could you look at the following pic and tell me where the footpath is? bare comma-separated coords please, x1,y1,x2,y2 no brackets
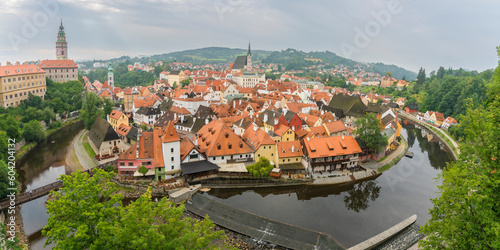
399,111,460,159
73,130,97,170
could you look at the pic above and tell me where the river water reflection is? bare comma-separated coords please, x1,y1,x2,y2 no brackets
205,124,452,248
17,121,83,250
22,121,451,249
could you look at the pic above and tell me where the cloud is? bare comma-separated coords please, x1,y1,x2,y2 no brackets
0,0,499,72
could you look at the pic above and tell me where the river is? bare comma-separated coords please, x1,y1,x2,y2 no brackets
204,123,452,248
20,121,451,249
16,121,84,250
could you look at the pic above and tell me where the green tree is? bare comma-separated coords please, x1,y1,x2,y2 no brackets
354,113,388,154
22,120,46,143
436,66,445,80
43,169,227,249
246,157,273,178
138,166,148,176
416,67,426,87
42,107,56,125
103,97,114,118
180,78,191,87
43,170,123,249
0,132,8,160
385,71,392,77
420,47,500,249
81,91,102,130
0,223,22,250
0,160,16,200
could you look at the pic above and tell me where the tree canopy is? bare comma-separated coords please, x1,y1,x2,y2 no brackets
43,169,227,249
81,91,102,130
246,157,274,178
354,113,388,154
420,47,500,249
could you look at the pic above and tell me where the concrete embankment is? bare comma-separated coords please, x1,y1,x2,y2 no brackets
347,215,418,250
312,170,380,185
185,193,344,250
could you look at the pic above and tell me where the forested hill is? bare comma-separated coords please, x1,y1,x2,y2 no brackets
146,47,416,80
149,47,272,65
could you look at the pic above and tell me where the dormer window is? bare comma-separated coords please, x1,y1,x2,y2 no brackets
239,143,243,148
225,133,229,138
228,143,232,149
217,144,221,150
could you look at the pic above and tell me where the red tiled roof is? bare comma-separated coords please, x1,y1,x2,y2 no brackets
39,59,78,68
277,141,302,158
241,124,275,150
0,64,45,77
196,119,254,157
303,135,362,159
324,121,347,134
161,121,181,143
110,110,125,120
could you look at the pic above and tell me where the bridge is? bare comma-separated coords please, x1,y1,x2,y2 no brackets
0,181,62,210
0,168,99,210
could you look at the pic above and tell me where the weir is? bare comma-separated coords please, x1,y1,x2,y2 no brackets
185,193,344,250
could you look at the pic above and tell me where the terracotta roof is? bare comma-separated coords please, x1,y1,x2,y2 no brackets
170,106,191,115
274,124,291,137
115,123,131,137
434,112,445,121
277,141,302,158
303,135,362,159
180,137,198,161
196,119,254,157
241,124,275,150
153,129,165,168
324,121,347,134
444,116,457,124
161,121,181,143
117,131,154,160
39,59,78,68
0,64,45,77
308,126,328,137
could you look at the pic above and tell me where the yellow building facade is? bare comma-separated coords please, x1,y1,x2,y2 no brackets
0,64,46,108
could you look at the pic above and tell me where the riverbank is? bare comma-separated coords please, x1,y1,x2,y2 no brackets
15,118,82,162
399,111,459,160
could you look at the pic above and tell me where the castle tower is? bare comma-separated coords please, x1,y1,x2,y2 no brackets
245,41,252,71
56,19,68,60
108,65,114,90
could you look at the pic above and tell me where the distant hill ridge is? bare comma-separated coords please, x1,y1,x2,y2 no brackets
118,47,417,80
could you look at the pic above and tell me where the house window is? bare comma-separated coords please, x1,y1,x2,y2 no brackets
228,144,232,149
171,157,174,162
217,144,221,150
221,156,224,160
171,148,174,153
239,143,243,148
213,157,216,160
288,159,290,162
120,162,125,166
283,159,285,162
271,153,273,156
258,154,260,158
128,162,133,166
190,154,198,159
171,166,174,170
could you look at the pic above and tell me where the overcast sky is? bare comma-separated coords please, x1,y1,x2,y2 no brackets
1,0,499,73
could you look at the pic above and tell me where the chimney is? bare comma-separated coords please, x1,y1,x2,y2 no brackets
205,118,209,124
181,115,184,123
371,88,375,103
174,113,177,120
264,113,268,122
342,135,344,140
292,145,295,152
253,125,258,132
239,99,241,105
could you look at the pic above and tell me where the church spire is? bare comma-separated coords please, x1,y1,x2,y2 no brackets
56,18,68,60
247,40,251,56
